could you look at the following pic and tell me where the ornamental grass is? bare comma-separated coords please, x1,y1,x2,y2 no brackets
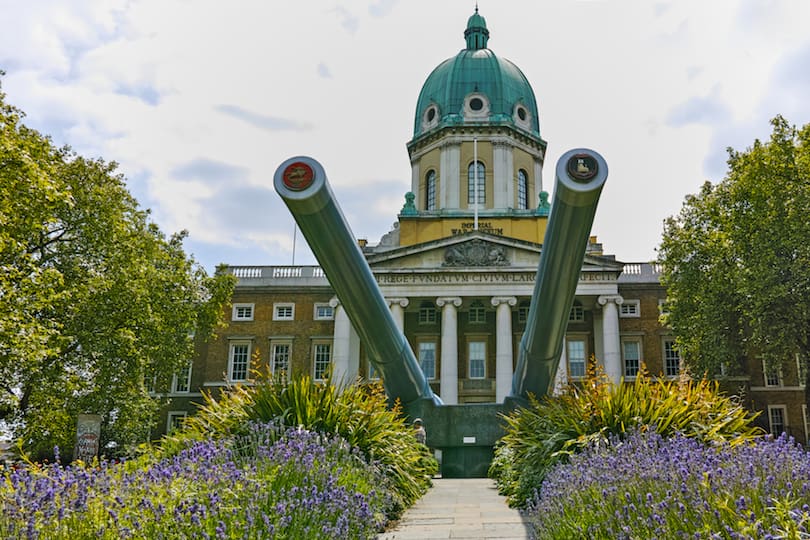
490,363,763,507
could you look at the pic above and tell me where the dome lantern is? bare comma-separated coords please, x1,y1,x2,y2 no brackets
464,7,489,50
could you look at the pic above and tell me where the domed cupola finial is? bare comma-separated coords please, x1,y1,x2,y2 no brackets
464,6,489,50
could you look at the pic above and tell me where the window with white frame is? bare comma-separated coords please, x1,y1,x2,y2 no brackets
171,362,192,393
232,303,254,321
569,302,584,322
418,301,438,324
797,353,806,388
768,405,787,436
270,341,291,380
313,341,332,381
426,170,437,211
273,303,295,321
228,341,251,381
658,299,671,317
467,161,486,205
419,341,437,380
567,338,586,378
619,300,640,318
622,339,641,378
517,169,528,210
468,341,486,379
313,303,334,321
517,301,530,324
166,411,187,434
468,300,486,324
663,339,680,377
763,358,782,387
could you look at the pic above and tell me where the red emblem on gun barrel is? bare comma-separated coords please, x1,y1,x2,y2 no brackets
283,162,314,191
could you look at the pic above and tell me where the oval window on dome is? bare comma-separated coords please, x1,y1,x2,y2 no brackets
517,106,527,121
426,107,436,122
469,97,484,111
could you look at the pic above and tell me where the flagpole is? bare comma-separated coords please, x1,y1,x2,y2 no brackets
474,137,479,231
292,222,297,265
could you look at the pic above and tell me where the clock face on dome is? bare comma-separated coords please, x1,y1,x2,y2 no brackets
282,162,315,191
566,153,598,182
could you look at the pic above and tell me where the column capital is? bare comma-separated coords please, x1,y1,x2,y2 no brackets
597,294,624,307
491,296,517,308
386,297,410,308
436,296,462,308
329,297,341,308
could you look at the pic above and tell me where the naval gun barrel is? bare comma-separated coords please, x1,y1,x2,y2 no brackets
511,148,608,400
274,156,440,407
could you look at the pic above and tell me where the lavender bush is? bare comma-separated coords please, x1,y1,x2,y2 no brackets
0,422,392,539
528,429,810,539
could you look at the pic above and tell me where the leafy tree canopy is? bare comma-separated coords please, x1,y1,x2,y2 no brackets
659,116,810,388
0,77,235,458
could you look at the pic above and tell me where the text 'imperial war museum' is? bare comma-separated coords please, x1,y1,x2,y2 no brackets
154,10,809,450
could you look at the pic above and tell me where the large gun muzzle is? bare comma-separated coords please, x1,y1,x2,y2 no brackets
511,148,608,400
273,156,440,407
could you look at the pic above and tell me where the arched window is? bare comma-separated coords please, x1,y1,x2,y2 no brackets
517,169,528,209
425,170,436,211
467,161,486,205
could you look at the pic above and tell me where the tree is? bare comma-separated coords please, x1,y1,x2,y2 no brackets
0,79,236,458
659,116,810,413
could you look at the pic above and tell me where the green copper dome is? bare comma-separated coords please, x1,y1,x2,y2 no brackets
412,9,540,140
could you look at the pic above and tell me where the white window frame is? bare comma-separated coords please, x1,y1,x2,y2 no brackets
273,303,295,321
797,353,806,388
270,340,292,381
232,303,255,321
763,358,783,387
621,338,642,378
166,411,187,434
658,298,671,317
566,337,587,379
467,340,487,379
228,340,252,382
569,303,584,322
418,341,437,380
662,338,680,377
171,362,192,393
418,302,438,325
768,405,787,436
517,301,530,324
313,303,334,321
312,340,332,382
468,300,487,324
619,300,640,318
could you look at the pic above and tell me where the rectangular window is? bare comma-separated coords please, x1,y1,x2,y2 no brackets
313,342,332,381
622,340,641,378
171,362,192,393
569,304,584,322
658,299,671,317
273,303,295,321
797,353,806,388
232,303,254,321
468,301,486,324
517,303,529,324
229,342,251,381
314,303,334,320
517,171,528,210
271,342,291,379
619,300,640,318
426,172,436,211
768,406,787,436
663,339,680,377
418,304,438,324
166,411,187,434
468,341,486,379
763,358,782,387
419,342,437,380
567,339,586,378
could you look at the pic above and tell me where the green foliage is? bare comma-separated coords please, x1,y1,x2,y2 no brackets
491,365,763,507
0,78,236,458
659,115,810,384
161,373,436,517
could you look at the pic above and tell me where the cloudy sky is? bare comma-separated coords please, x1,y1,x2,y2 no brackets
2,1,809,273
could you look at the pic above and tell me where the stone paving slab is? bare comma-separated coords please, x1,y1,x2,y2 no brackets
377,478,532,540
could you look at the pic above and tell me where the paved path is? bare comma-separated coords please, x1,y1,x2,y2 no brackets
377,478,533,540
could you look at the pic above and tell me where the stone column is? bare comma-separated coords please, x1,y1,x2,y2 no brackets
440,142,460,209
491,296,517,403
329,298,360,385
386,297,409,333
436,296,462,404
598,295,624,384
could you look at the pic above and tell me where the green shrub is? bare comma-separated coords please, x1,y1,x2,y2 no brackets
160,372,436,517
491,364,763,507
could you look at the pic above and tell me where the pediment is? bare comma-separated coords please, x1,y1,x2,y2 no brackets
366,231,622,274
